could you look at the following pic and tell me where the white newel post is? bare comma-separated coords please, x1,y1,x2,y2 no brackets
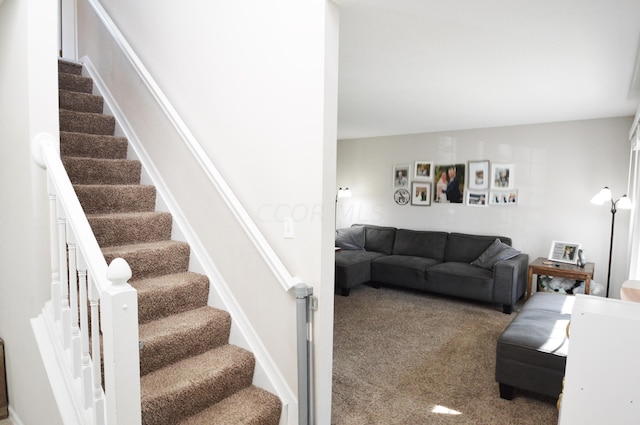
47,178,61,322
102,258,142,425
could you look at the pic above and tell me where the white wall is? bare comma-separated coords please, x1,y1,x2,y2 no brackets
0,0,64,424
337,117,634,298
76,1,338,422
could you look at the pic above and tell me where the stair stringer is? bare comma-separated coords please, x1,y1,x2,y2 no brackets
80,56,298,425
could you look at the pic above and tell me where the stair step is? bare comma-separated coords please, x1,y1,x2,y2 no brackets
60,109,115,135
102,240,191,280
131,272,210,324
60,131,128,159
58,72,93,93
140,345,255,425
59,89,104,114
139,306,231,376
177,386,281,425
87,211,172,247
74,184,156,214
62,156,141,185
58,59,83,76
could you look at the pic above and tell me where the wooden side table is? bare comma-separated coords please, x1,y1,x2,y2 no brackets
526,257,595,300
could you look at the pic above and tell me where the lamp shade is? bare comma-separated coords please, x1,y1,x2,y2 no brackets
618,195,633,210
337,188,352,198
590,187,612,205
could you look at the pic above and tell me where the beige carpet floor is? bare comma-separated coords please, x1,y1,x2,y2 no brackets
332,285,558,424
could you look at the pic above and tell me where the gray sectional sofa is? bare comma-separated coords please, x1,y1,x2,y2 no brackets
335,224,528,313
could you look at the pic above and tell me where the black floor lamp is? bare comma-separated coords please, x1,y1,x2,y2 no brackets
590,186,632,297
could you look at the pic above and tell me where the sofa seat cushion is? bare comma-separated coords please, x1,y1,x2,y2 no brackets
371,255,440,290
425,262,494,301
335,250,387,289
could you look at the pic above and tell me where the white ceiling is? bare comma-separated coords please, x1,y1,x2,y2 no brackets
335,0,640,140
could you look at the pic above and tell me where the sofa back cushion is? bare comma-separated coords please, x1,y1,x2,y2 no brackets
444,233,512,263
392,229,448,261
353,224,397,254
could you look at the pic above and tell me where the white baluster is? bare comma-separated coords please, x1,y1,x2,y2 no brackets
89,275,106,425
57,201,71,348
67,227,81,379
47,177,61,322
77,252,93,409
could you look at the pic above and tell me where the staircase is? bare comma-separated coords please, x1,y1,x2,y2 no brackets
57,58,282,425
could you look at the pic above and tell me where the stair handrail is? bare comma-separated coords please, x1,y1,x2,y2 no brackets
34,133,142,425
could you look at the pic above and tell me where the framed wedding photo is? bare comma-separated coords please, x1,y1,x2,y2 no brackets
414,161,434,180
393,164,410,188
548,240,582,264
468,160,489,190
411,182,432,206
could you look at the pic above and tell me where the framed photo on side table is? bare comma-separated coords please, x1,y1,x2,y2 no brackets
548,240,582,265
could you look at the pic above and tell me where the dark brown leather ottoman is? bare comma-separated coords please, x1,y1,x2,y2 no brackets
495,292,574,400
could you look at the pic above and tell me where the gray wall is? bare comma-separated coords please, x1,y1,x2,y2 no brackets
337,117,633,298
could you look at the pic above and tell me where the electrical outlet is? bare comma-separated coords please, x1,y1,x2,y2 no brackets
284,217,294,239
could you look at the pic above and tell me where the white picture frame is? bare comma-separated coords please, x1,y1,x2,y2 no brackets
548,240,582,265
491,163,514,189
466,191,488,207
413,161,434,180
393,164,410,188
411,182,432,206
489,190,518,205
468,160,490,190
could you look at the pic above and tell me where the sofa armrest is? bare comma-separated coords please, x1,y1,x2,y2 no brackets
492,253,529,307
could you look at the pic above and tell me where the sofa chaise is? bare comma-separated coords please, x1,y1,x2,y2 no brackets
335,224,528,313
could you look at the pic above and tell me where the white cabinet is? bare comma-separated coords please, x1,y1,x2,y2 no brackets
559,295,640,424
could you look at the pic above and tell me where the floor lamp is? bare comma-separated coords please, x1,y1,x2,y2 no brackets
335,187,352,229
590,186,632,297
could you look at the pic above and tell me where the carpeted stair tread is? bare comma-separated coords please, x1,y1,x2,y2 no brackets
58,59,83,76
87,211,172,247
139,306,231,376
60,131,128,159
59,89,104,113
103,240,191,280
60,109,115,135
58,72,93,93
177,385,282,425
74,184,156,214
62,156,141,185
140,344,255,425
131,272,210,324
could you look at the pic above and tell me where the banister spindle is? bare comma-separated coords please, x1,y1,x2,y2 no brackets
57,201,71,349
77,251,93,409
66,227,81,379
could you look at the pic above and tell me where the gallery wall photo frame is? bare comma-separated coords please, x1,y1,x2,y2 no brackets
491,163,514,190
466,191,488,207
468,160,490,190
490,190,518,205
413,161,434,180
411,182,432,206
548,240,582,265
433,163,466,204
393,164,410,188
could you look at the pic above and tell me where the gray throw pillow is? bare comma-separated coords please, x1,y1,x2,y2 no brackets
336,226,365,251
471,238,520,270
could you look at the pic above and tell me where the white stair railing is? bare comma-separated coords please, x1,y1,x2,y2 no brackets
34,134,141,425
